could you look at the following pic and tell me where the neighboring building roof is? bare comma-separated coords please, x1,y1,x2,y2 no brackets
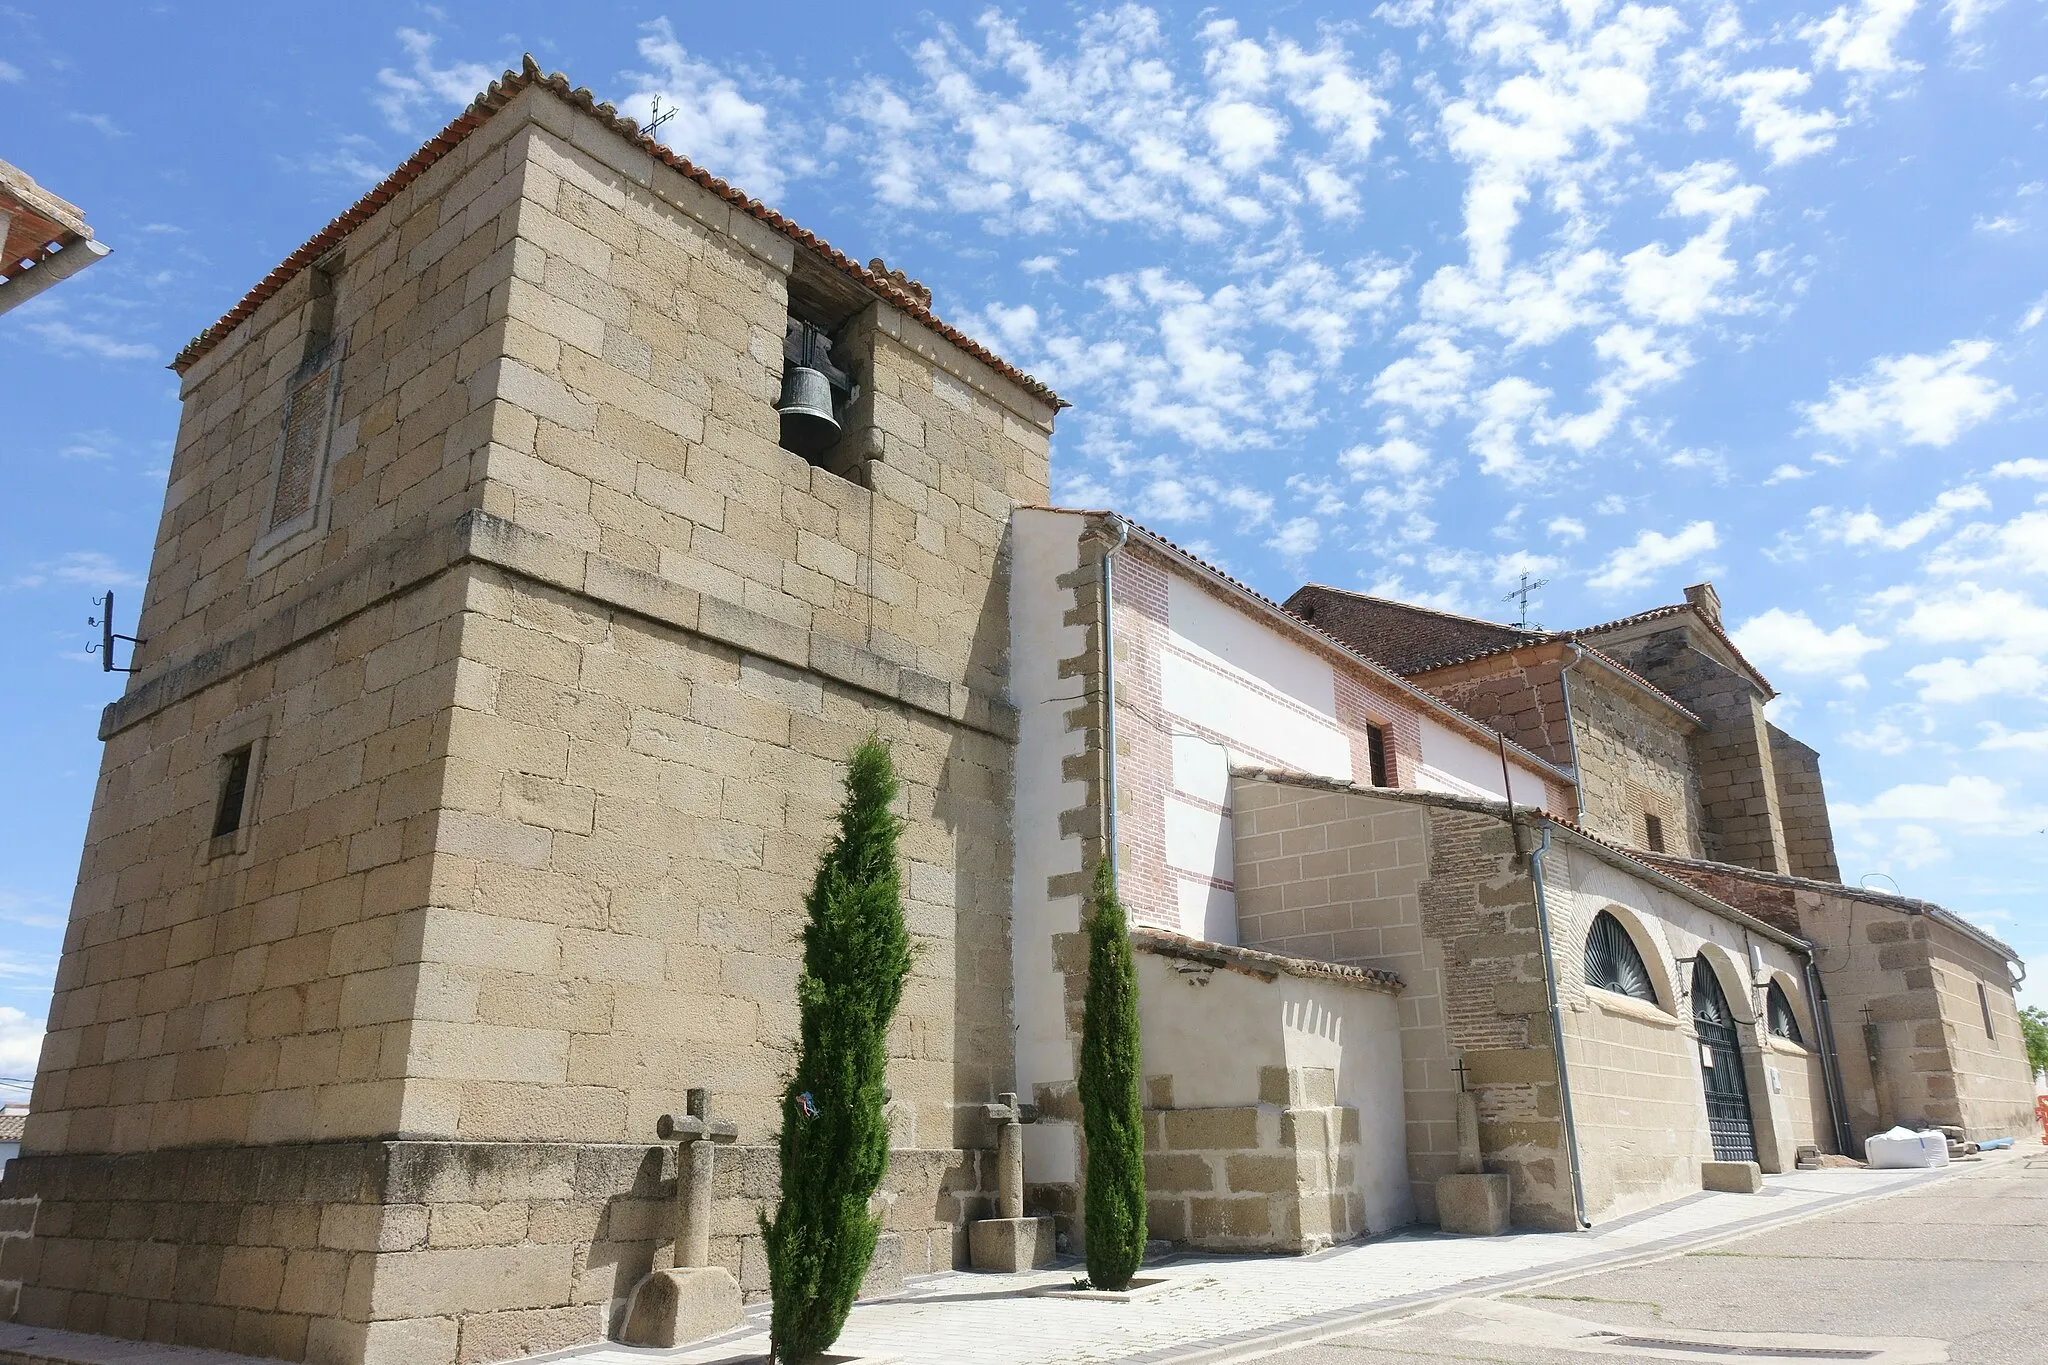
0,157,110,314
1283,586,1702,730
1024,509,1578,789
1132,927,1404,994
1286,585,1543,673
1231,766,1811,951
1567,600,1776,698
1633,848,2022,968
1405,639,1704,730
0,1110,25,1142
169,58,1062,410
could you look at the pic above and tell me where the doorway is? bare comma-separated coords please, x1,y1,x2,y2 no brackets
1692,957,1758,1164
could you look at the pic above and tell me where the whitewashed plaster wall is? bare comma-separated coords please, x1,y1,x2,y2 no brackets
1130,567,1551,948
1135,954,1416,1232
1007,508,1091,1188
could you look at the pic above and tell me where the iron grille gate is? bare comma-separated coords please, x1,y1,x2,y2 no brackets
1692,959,1757,1164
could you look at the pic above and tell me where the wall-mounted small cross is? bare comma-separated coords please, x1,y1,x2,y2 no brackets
1451,1055,1471,1094
657,1088,739,1269
982,1091,1040,1221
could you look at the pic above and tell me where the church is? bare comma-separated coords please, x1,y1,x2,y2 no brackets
0,61,2032,1365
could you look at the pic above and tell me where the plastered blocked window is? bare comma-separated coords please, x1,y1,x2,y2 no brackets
252,261,342,568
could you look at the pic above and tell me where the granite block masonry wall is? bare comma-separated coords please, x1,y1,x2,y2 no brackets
1231,775,1574,1231
1567,665,1705,860
1140,1091,1365,1254
13,78,1055,1365
1768,726,1840,883
1591,626,1789,874
0,1140,992,1365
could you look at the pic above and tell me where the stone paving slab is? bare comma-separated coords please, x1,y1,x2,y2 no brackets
0,1322,288,1365
532,1164,1958,1365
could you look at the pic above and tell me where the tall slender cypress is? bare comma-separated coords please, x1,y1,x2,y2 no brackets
1078,856,1147,1290
762,737,912,1362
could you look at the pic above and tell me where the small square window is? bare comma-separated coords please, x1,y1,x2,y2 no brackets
1644,813,1666,853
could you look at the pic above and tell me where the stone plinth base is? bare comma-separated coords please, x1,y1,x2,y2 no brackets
1435,1173,1511,1235
968,1216,1055,1271
619,1267,743,1348
1702,1160,1764,1193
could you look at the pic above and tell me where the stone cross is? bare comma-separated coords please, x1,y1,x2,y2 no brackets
981,1092,1040,1220
657,1088,738,1269
1452,1058,1482,1176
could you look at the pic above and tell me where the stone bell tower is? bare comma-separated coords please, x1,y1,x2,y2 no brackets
0,60,1058,1365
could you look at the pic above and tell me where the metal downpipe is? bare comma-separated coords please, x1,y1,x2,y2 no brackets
1527,820,1590,1228
1806,952,1854,1155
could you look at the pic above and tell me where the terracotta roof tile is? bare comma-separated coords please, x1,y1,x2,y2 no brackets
171,57,1063,411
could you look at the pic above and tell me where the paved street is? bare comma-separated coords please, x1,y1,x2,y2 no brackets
538,1156,2023,1365
0,1154,2034,1365
1232,1148,2048,1365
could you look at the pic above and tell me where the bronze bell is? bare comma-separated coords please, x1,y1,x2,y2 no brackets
777,365,840,458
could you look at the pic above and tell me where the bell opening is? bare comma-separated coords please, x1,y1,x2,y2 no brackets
777,318,855,465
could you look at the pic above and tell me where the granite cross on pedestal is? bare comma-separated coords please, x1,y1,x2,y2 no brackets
981,1091,1040,1221
657,1087,739,1268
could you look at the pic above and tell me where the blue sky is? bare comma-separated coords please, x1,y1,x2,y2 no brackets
3,1,2045,1078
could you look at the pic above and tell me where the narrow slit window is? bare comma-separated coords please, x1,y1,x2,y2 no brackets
1366,724,1392,788
212,747,253,839
1644,813,1666,853
1978,981,1995,1039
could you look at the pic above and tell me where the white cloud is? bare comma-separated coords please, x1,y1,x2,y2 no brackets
845,10,1391,239
11,550,145,591
1547,516,1587,543
1586,520,1718,591
1927,510,2048,577
1980,722,2048,752
1892,582,2048,652
1836,774,2045,833
1809,484,1991,550
1731,608,1887,676
21,320,154,361
1905,653,2048,703
1469,376,1551,480
1370,339,1474,420
1706,66,1842,166
1944,0,2003,34
2021,293,2047,332
1340,437,1433,479
1845,721,1915,754
1267,516,1321,561
1802,340,2014,447
0,60,22,84
1803,0,1924,77
1990,458,2048,480
373,28,495,135
0,1006,42,1077
627,18,801,201
1764,464,1809,485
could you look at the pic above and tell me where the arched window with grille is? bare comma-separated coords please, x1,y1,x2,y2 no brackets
1765,980,1805,1046
1584,911,1658,1004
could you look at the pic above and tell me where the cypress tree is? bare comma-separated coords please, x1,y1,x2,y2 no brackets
762,737,912,1362
1078,856,1147,1290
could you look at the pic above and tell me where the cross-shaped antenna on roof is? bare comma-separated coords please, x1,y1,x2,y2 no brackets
1502,572,1548,630
646,97,677,137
